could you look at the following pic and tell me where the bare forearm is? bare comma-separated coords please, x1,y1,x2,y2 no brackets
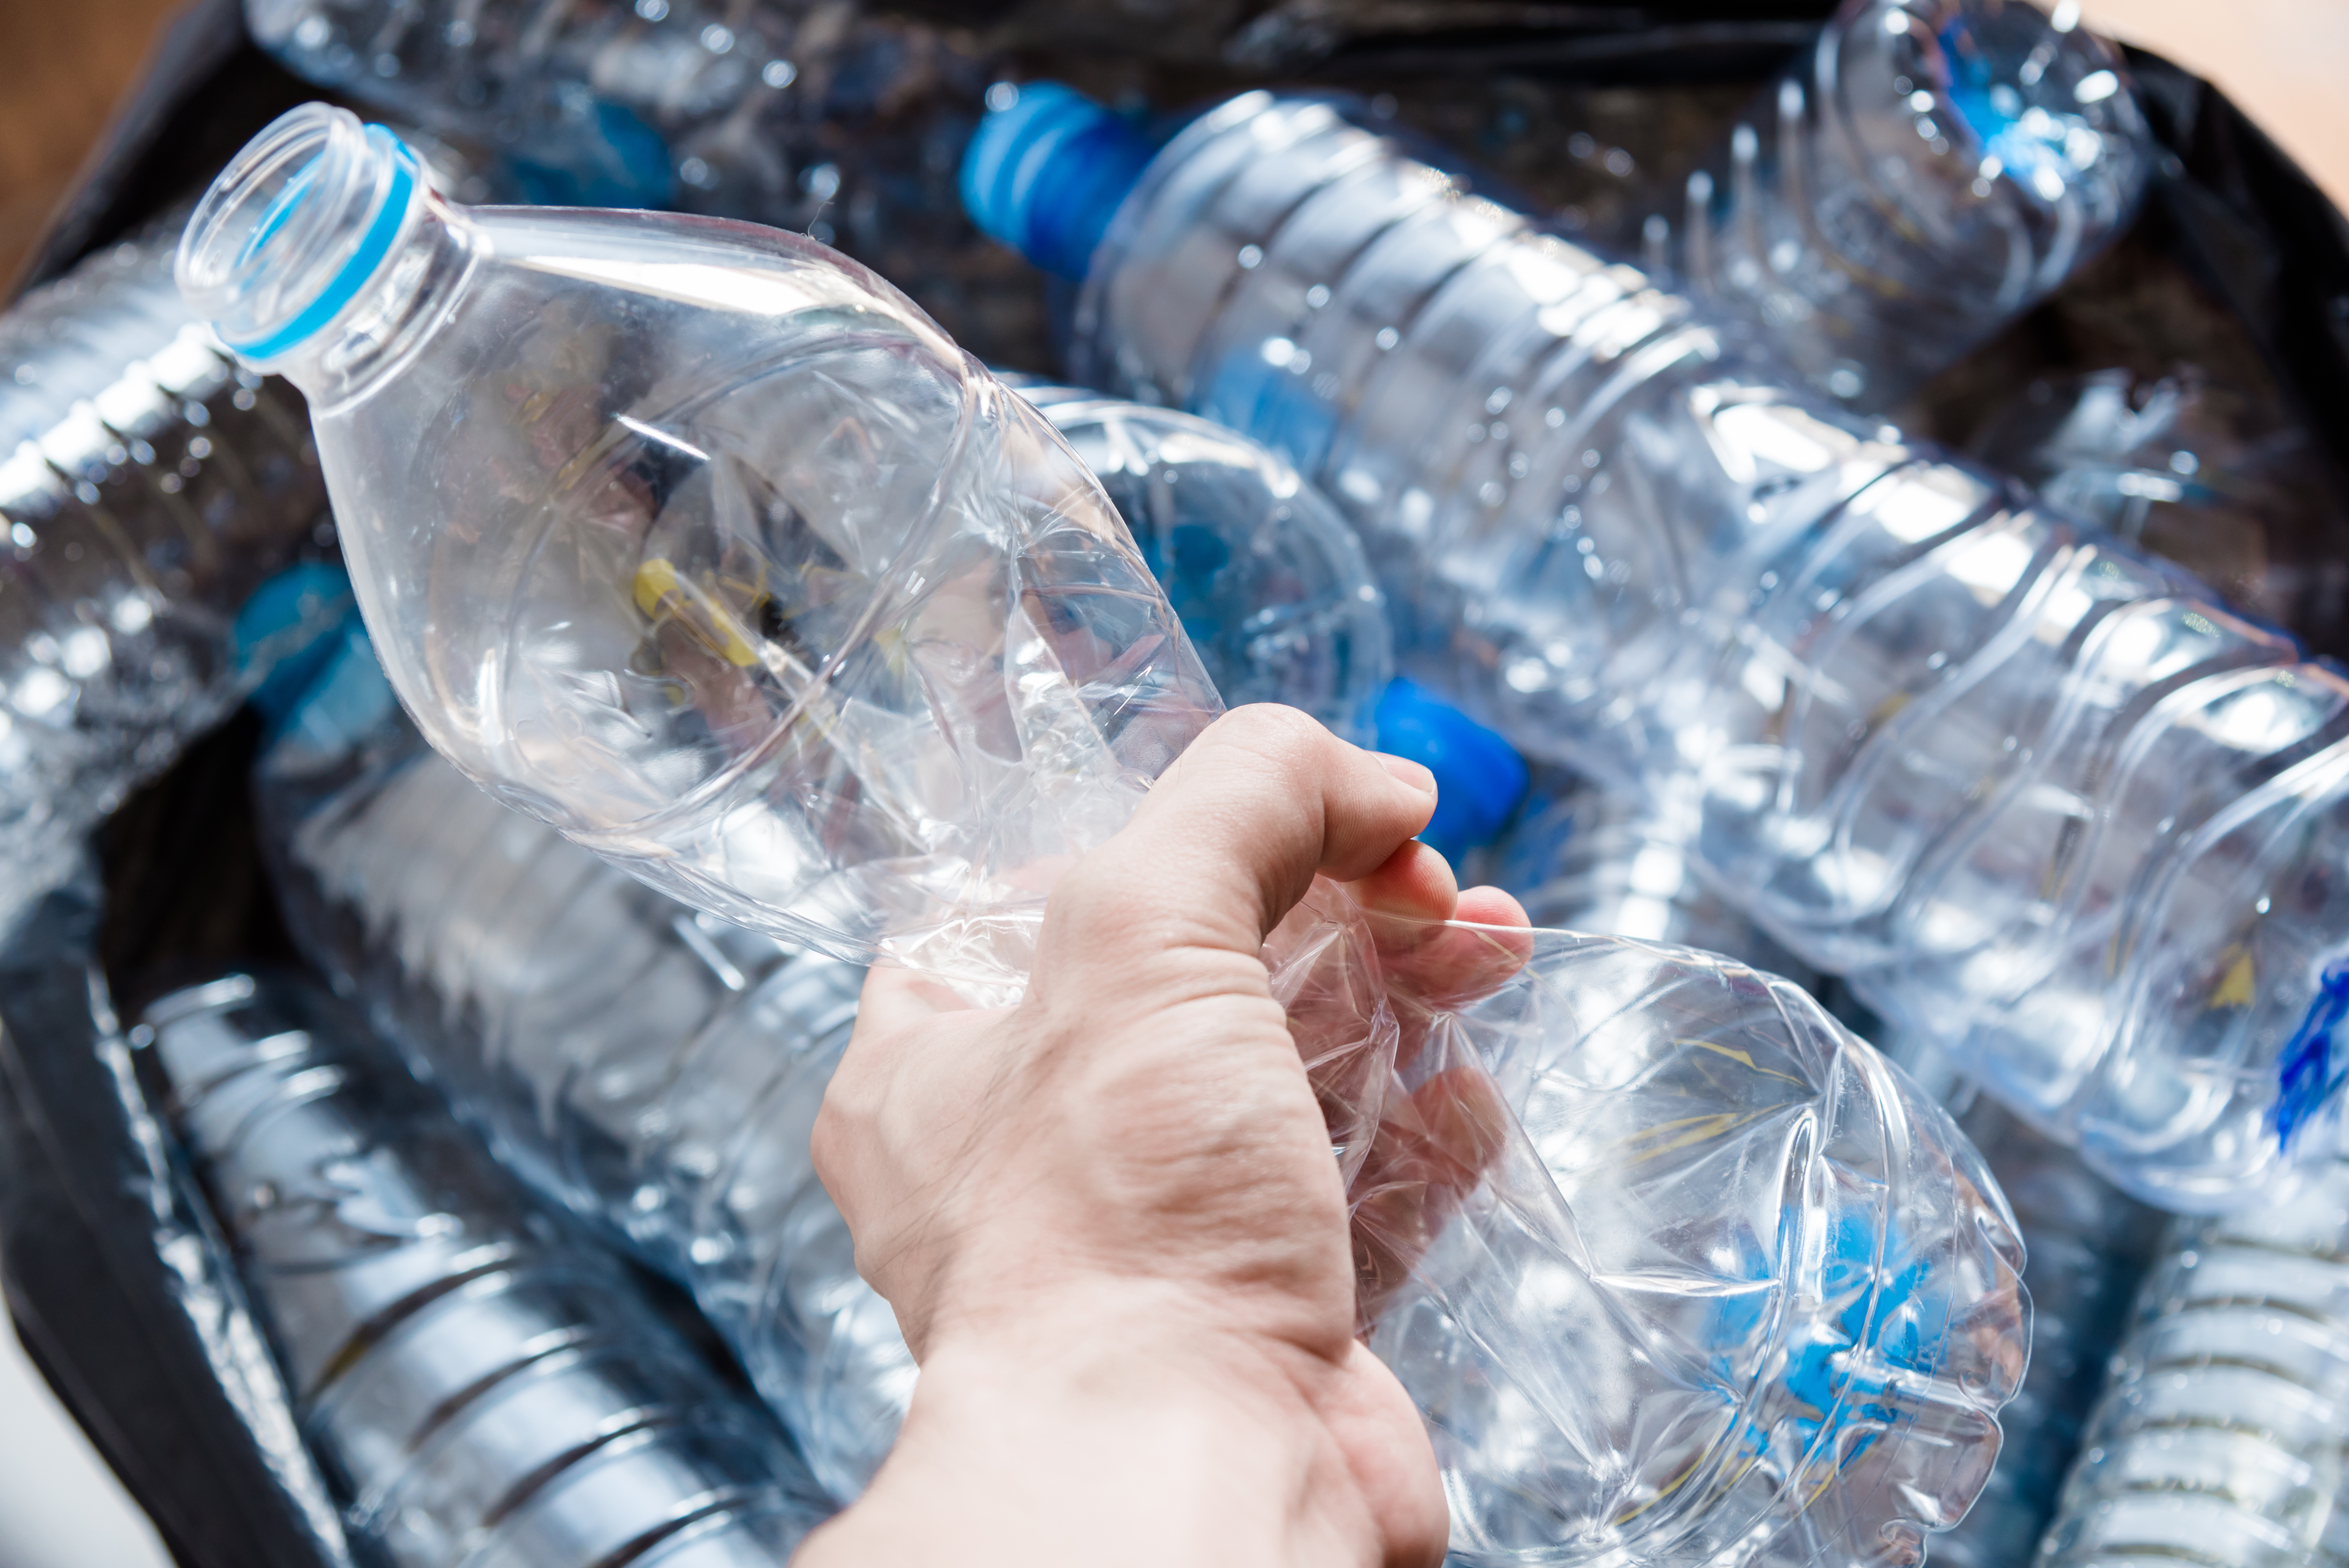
791,1299,1404,1568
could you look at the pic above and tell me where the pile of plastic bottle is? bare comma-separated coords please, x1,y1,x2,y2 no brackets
8,1,2349,1564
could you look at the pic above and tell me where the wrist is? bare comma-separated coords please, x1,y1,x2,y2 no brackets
798,1282,1392,1568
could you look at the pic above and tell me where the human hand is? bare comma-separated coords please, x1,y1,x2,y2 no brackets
798,704,1528,1568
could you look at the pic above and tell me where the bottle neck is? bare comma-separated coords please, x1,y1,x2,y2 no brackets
276,196,479,411
178,104,480,410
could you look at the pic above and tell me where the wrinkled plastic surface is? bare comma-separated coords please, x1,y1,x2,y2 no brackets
260,630,2027,1566
2037,1157,2349,1566
0,226,333,930
185,106,2027,1562
182,106,1214,998
1011,378,1392,743
136,969,834,1567
1656,0,2148,408
1059,88,2349,1210
1886,1079,2164,1568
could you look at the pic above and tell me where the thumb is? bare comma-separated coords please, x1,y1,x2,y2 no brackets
1036,705,1444,983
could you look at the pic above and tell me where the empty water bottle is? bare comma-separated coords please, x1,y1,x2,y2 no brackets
2035,1155,2349,1566
1,224,335,927
181,104,2029,1564
1489,769,1816,981
242,0,1028,348
1005,378,1392,742
256,628,908,1500
137,970,835,1567
1650,0,2149,408
975,82,2349,1209
1972,365,2349,645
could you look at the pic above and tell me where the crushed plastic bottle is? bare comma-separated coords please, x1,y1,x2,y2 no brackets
0,223,336,929
1649,0,2149,408
977,82,2349,1210
260,650,2032,1564
135,970,836,1566
1971,364,2349,643
1006,377,1391,743
1897,1079,2166,1568
184,104,2027,1566
2035,1153,2349,1566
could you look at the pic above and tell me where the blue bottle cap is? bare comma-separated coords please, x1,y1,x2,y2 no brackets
276,621,401,757
232,561,359,724
959,82,1156,280
1372,677,1530,865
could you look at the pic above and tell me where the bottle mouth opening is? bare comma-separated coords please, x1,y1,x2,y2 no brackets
177,103,424,365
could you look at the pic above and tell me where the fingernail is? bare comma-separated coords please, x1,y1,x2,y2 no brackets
1374,752,1438,795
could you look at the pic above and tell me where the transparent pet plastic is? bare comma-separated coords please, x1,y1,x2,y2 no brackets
1490,769,1816,985
1010,379,1392,743
1655,0,2149,408
242,0,1023,347
263,657,2031,1564
1031,86,2349,1210
2037,1155,2349,1567
1875,1071,2165,1568
1971,365,2349,645
180,104,1215,994
137,971,834,1567
1,225,332,922
188,105,2025,1564
256,645,907,1500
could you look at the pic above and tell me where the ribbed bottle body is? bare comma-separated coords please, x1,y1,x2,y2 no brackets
256,672,911,1502
138,972,833,1567
2037,1159,2349,1566
1,229,328,911
1071,92,2349,1207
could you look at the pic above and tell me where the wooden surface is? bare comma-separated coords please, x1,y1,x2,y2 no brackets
0,0,189,289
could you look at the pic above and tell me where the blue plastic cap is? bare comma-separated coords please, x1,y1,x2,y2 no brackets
960,82,1157,280
1372,677,1531,865
233,561,359,724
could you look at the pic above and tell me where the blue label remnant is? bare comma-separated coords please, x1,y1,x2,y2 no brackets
2274,959,2349,1151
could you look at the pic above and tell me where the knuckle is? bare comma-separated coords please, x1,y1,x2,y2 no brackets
1214,701,1334,763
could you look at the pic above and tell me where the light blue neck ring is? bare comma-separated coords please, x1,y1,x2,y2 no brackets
223,126,421,363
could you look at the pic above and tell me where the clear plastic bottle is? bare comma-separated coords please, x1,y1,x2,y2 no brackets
180,103,1214,989
185,106,2027,1564
241,0,1025,347
1,224,336,927
136,970,835,1567
1971,364,2349,645
976,83,2349,1210
260,655,2033,1564
2034,1155,2349,1567
257,623,913,1501
1006,378,1392,743
1650,0,2149,408
1905,1088,2166,1568
1488,768,1817,982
